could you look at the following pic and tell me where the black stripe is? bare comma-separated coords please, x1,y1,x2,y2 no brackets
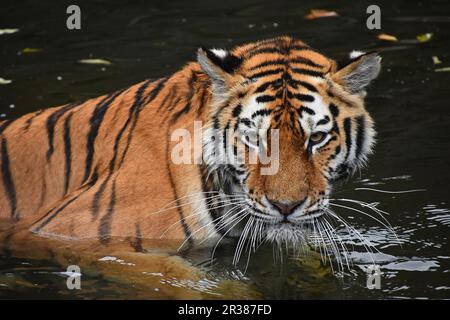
246,47,282,58
232,104,242,117
99,180,116,244
1,138,18,220
354,116,366,159
118,78,159,168
170,72,197,124
46,103,78,161
0,120,12,135
256,95,276,103
335,145,341,155
63,113,73,195
213,117,220,130
140,78,168,108
166,136,193,245
239,118,252,127
329,103,339,117
159,84,177,111
283,73,307,90
237,91,247,99
317,116,330,126
343,117,352,160
111,80,152,167
165,85,181,112
246,43,309,58
83,90,125,183
255,81,272,93
291,68,324,78
297,80,318,92
331,120,340,134
34,194,78,232
32,169,99,232
143,76,169,106
249,68,284,79
249,59,286,70
91,178,109,219
291,57,323,68
196,85,209,116
23,110,44,131
273,111,282,123
299,106,315,116
223,121,230,150
91,80,153,218
131,223,143,252
290,45,310,51
251,109,272,118
329,145,341,160
291,93,315,102
171,103,191,124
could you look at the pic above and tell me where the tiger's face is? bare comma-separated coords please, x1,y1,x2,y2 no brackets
199,37,380,246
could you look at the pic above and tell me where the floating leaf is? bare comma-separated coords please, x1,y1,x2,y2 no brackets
22,48,43,54
432,56,442,65
0,28,19,35
377,33,398,42
0,78,12,85
304,9,339,20
78,59,112,66
417,33,433,43
435,67,450,72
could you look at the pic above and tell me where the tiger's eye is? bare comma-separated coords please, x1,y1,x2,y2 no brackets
309,132,327,144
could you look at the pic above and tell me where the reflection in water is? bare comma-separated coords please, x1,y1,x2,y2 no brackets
1,0,450,299
425,204,450,226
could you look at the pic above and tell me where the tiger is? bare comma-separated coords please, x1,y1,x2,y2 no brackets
0,36,380,295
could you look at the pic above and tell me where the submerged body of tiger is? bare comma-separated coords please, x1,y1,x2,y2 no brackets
0,37,381,286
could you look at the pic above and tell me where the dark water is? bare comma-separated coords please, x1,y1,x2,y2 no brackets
1,0,450,299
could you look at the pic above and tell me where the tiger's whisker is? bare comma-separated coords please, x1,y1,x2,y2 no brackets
148,193,246,217
210,209,250,261
355,187,426,194
159,199,248,238
329,202,398,238
326,209,378,265
176,202,248,250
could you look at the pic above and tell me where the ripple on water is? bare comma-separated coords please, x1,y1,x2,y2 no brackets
382,260,439,272
337,225,409,248
423,204,450,226
349,251,398,264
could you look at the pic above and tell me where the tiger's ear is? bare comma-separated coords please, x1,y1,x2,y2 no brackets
197,48,242,87
332,51,381,95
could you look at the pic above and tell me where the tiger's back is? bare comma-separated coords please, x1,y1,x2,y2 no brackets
0,66,211,242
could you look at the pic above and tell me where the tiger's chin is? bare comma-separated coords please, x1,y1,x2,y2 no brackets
264,221,317,247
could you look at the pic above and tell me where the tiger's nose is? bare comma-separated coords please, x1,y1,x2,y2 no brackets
268,198,307,216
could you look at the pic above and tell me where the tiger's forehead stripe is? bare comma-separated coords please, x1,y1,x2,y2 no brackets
223,39,338,137
233,38,333,74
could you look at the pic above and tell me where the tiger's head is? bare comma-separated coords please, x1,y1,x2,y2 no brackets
198,37,380,248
